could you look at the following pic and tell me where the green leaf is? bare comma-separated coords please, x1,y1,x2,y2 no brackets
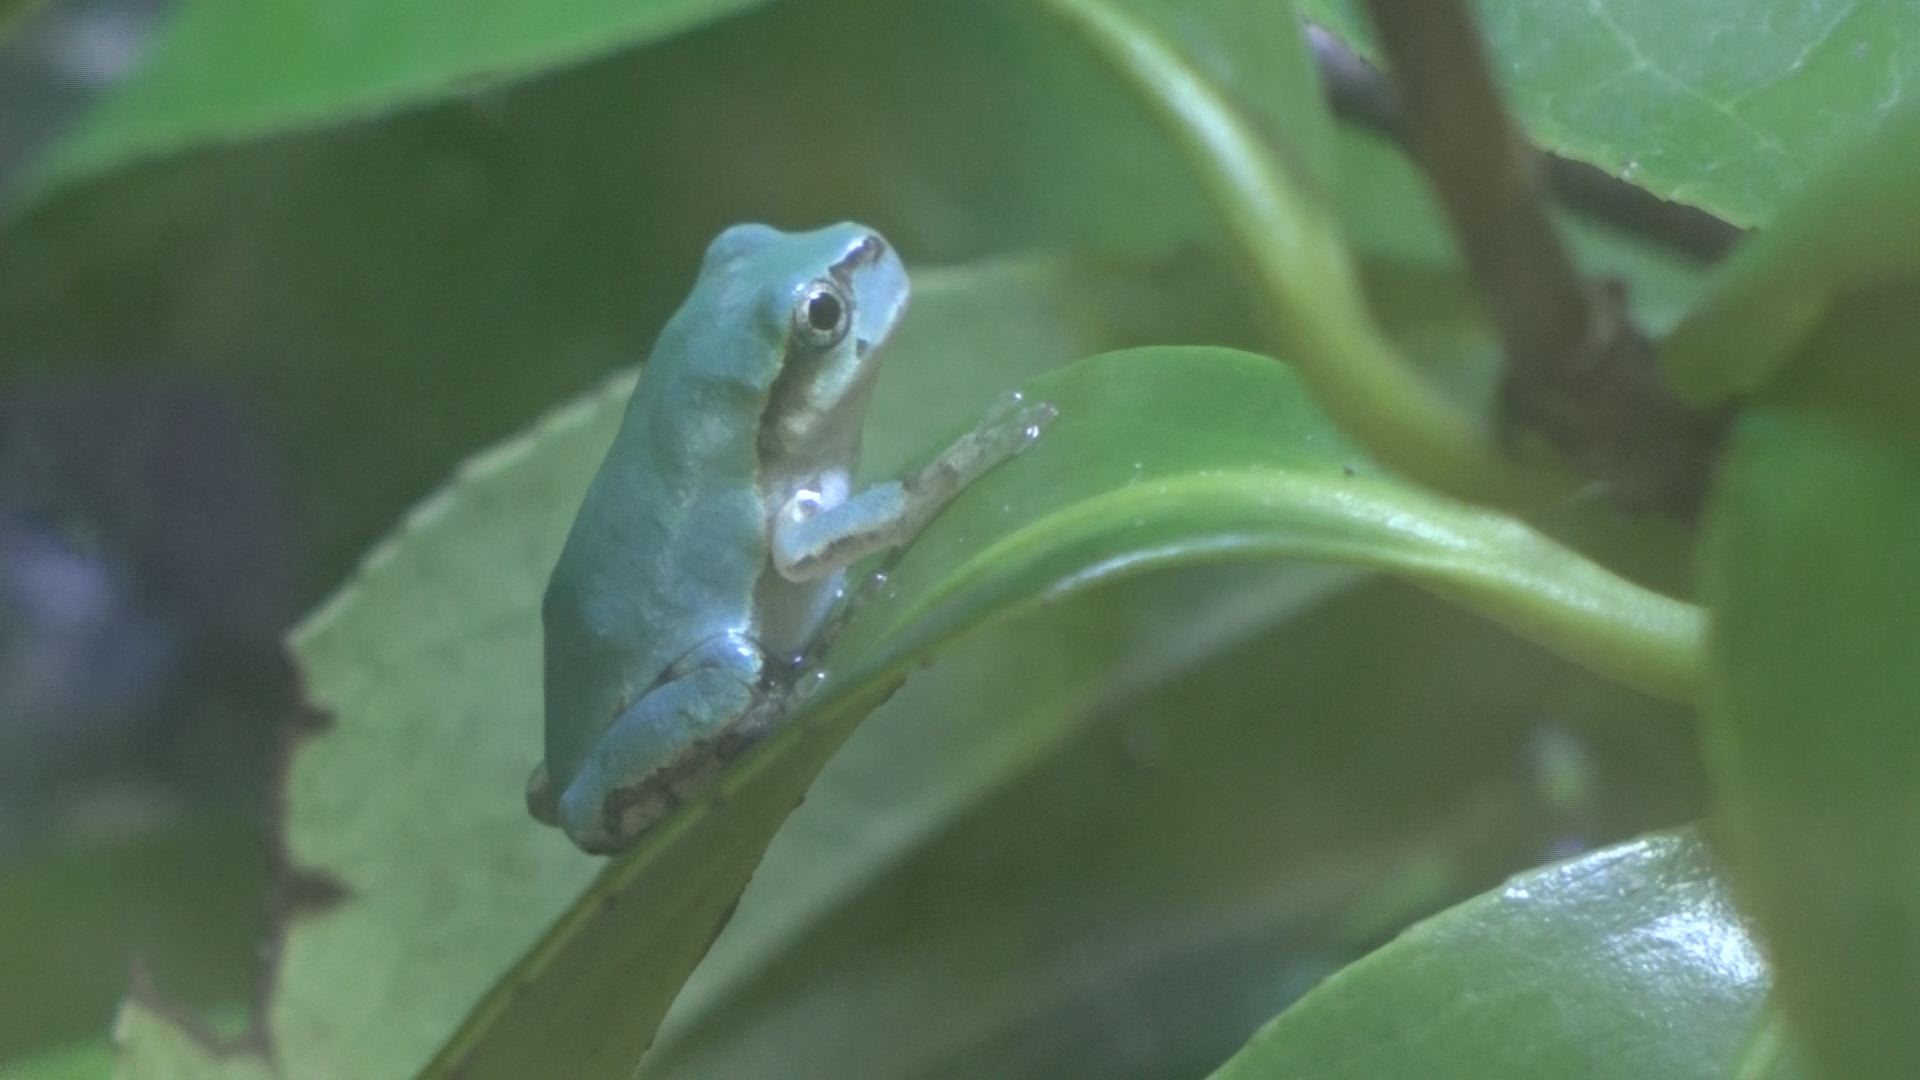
643,579,1702,1078
23,0,776,198
1108,0,1338,190
1667,111,1920,1078
0,819,266,1064
1302,0,1920,229
112,1000,268,1080
10,1037,116,1080
826,349,1697,704
1699,284,1920,1080
1209,829,1796,1080
1662,105,1920,404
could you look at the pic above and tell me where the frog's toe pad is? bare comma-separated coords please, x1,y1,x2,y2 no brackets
526,761,559,825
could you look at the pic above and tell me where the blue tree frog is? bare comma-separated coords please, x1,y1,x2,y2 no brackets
528,223,1052,853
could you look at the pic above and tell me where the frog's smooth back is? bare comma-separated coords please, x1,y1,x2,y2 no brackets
540,223,882,783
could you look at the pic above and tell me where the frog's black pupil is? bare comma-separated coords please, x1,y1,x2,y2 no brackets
807,292,843,333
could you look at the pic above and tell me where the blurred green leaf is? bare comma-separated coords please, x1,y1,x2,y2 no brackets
110,1000,266,1080
8,1037,114,1080
23,0,778,198
1663,106,1920,404
0,819,266,1065
1103,0,1337,190
1210,829,1797,1080
1700,284,1920,1079
1659,102,1920,1076
1303,0,1920,228
644,579,1701,1079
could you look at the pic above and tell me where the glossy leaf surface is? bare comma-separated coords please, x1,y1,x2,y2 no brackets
1210,830,1795,1080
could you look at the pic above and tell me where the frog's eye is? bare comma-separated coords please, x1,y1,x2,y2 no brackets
793,280,851,348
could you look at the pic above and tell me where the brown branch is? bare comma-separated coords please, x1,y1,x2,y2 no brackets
1360,0,1730,516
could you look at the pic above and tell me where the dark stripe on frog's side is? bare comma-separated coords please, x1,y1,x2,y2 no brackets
593,705,779,850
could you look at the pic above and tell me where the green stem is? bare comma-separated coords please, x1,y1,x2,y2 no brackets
1042,0,1565,507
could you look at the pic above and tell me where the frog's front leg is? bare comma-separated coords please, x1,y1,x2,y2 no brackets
555,632,765,853
773,398,1055,581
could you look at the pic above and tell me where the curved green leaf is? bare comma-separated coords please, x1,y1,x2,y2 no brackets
1210,829,1797,1080
831,349,1696,703
644,579,1702,1079
1304,0,1920,229
1700,285,1920,1080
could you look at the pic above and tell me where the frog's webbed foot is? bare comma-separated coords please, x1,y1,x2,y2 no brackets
552,633,768,853
906,391,1055,509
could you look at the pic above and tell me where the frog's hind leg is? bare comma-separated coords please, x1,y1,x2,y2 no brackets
556,633,765,853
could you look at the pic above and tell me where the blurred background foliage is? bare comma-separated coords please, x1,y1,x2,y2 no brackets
0,0,1898,1074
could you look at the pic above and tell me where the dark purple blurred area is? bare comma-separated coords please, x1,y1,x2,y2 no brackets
0,377,295,854
1,0,292,857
